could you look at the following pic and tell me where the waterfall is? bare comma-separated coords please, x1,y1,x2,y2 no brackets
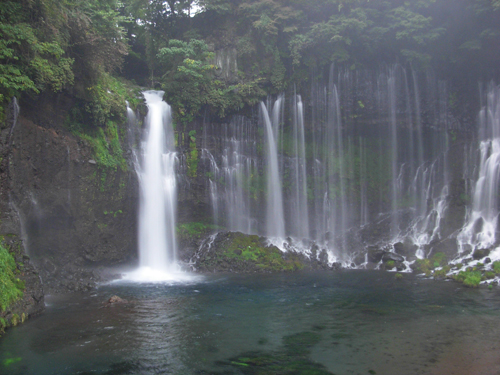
8,96,20,144
388,67,400,237
202,118,258,234
260,100,285,239
290,94,310,239
126,90,190,282
126,100,137,150
458,84,500,253
196,65,459,264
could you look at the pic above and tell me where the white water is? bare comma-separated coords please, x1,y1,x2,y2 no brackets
126,91,192,282
291,94,310,239
261,100,285,239
201,118,258,233
458,84,500,254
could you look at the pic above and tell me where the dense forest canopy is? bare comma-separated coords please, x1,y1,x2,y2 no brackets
1,0,499,124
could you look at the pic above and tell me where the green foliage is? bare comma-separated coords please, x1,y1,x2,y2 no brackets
157,39,216,122
0,0,127,106
413,258,432,276
0,243,24,312
0,1,74,104
177,222,218,241
431,252,447,267
493,261,500,274
395,273,403,280
81,74,140,127
454,270,482,287
413,252,448,277
77,121,127,171
484,271,495,279
433,265,451,279
385,260,395,269
157,39,267,122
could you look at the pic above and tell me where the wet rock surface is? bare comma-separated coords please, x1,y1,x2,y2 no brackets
192,231,339,273
7,116,138,293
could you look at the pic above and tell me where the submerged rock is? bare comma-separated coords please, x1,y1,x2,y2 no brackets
108,295,127,303
105,295,128,306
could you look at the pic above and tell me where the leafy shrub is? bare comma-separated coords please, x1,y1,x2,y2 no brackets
454,270,482,288
0,243,24,311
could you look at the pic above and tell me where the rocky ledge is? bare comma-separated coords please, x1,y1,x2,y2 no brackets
190,231,341,273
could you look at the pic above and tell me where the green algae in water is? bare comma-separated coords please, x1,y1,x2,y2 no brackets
215,331,333,374
3,357,21,367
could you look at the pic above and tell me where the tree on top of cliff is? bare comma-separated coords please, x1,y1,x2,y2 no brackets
0,0,128,123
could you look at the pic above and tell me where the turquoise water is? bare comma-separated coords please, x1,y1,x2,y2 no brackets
2,271,500,375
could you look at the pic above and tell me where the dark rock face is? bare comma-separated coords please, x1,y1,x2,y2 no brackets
6,116,138,293
0,104,45,329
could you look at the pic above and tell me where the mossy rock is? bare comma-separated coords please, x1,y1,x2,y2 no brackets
433,265,451,280
412,252,448,276
194,232,306,273
453,270,482,287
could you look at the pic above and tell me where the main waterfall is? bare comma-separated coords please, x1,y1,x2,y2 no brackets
127,91,190,282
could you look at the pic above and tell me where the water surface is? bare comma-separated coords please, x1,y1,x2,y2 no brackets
2,271,500,375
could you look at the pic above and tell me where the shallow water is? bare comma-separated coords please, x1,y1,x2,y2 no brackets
2,271,500,375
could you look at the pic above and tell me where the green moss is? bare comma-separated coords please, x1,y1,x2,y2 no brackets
220,331,332,374
78,121,127,172
413,253,448,276
187,141,198,178
0,243,24,312
395,273,403,280
10,313,19,326
177,222,218,242
433,266,451,279
220,233,303,272
385,260,395,269
485,271,496,279
431,252,447,267
3,357,22,367
413,258,432,276
83,74,141,127
103,210,123,218
283,332,321,356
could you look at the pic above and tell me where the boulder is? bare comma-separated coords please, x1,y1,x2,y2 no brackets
473,248,490,260
382,252,405,263
367,246,385,263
